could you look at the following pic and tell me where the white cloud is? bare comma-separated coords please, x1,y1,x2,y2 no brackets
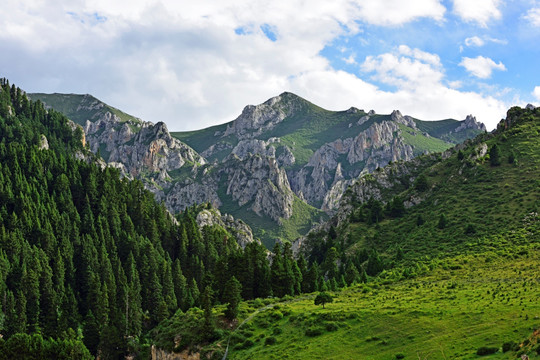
533,86,540,101
361,45,443,91
464,36,507,48
465,36,485,47
459,56,506,79
356,46,506,129
452,0,502,27
342,55,357,65
354,0,446,26
524,8,540,27
0,0,509,132
0,0,452,131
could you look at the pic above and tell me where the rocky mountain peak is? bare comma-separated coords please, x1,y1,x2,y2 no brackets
222,92,307,140
391,110,417,129
455,115,486,132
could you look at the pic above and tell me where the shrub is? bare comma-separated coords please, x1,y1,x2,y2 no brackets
252,298,264,308
230,332,246,345
502,341,516,352
264,336,277,345
464,223,476,235
395,353,405,359
272,327,283,335
269,310,283,320
305,327,324,337
476,346,498,356
325,321,339,332
235,339,254,350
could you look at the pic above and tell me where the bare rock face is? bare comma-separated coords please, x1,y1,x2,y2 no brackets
230,138,279,160
164,181,222,213
347,121,414,165
225,154,294,222
391,110,417,129
223,93,301,140
195,208,256,248
455,115,486,133
291,121,414,207
39,134,49,150
85,116,205,178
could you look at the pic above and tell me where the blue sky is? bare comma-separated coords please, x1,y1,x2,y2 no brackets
1,0,539,130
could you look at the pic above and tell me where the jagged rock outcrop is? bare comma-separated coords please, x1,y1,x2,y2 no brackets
455,115,486,133
221,93,301,139
391,110,417,129
230,138,279,160
291,121,414,206
163,180,222,213
195,208,256,248
39,134,49,150
84,116,205,179
224,154,294,222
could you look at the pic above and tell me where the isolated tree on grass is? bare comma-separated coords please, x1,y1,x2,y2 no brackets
314,292,333,309
223,276,242,321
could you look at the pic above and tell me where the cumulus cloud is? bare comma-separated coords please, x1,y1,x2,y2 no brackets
459,56,506,79
354,0,446,26
534,86,540,101
361,45,443,91
356,46,506,129
452,0,502,27
0,0,509,132
524,8,540,27
465,36,485,47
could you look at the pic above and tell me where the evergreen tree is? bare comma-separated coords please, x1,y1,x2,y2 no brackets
305,262,320,293
344,260,360,286
438,213,447,229
322,247,338,280
223,276,242,321
270,242,285,297
414,174,428,191
366,250,384,276
200,285,214,337
172,259,188,311
490,144,501,166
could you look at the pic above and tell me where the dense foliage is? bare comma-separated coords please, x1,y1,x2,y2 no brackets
0,80,342,358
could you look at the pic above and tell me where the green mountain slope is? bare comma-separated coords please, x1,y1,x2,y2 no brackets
26,91,485,248
172,92,483,168
330,105,539,263
153,105,540,359
28,92,142,126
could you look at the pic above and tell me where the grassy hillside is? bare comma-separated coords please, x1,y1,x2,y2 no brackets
28,93,142,126
323,106,540,267
226,249,539,360
166,105,540,359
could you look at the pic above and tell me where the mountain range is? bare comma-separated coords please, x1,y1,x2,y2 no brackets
29,92,485,246
2,80,538,359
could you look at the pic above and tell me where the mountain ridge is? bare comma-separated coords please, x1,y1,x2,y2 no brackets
29,91,485,245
